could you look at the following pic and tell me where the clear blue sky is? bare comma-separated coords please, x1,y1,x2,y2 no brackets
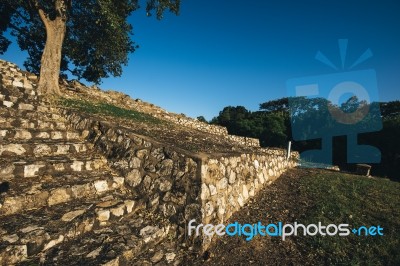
2,0,400,120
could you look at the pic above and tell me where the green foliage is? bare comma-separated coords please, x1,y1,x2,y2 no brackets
63,0,138,83
259,112,288,147
211,106,265,139
0,2,12,53
196,116,207,123
0,0,180,83
146,0,180,18
380,100,400,118
211,100,291,148
259,97,289,112
60,98,164,124
360,113,400,180
213,98,400,180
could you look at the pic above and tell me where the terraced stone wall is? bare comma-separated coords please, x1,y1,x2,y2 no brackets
63,111,205,250
63,110,298,252
0,58,297,255
153,114,260,147
200,151,298,248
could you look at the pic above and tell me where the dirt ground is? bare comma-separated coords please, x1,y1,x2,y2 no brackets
183,168,320,266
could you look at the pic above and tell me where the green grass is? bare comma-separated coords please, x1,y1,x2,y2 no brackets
298,171,400,265
60,98,164,125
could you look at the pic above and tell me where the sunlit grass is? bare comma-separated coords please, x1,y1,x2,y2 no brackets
298,171,400,265
60,98,164,125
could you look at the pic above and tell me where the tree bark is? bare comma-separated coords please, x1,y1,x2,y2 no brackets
36,1,68,96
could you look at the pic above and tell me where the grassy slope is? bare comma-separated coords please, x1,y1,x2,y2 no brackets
60,98,164,125
297,170,400,265
192,169,400,265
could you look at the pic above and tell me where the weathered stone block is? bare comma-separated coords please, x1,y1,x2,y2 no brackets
209,184,217,196
61,209,86,222
36,132,50,139
96,209,110,222
3,101,13,107
94,180,109,193
201,183,210,200
14,130,32,140
18,103,34,111
24,164,45,178
51,131,63,140
0,144,26,156
126,169,142,187
124,200,135,213
71,161,84,171
110,204,125,217
33,144,52,156
48,188,71,206
218,177,229,190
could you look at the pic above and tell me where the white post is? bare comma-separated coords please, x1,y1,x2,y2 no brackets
287,141,292,161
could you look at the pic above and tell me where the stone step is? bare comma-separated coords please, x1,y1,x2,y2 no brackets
0,171,126,216
0,102,58,118
0,99,55,113
0,195,143,265
0,106,66,128
0,107,63,121
0,128,85,142
0,82,38,99
25,208,171,266
0,90,38,104
43,224,171,266
0,117,68,131
0,142,91,158
0,155,107,179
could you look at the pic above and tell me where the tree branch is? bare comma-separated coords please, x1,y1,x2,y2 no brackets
55,0,69,21
27,0,49,27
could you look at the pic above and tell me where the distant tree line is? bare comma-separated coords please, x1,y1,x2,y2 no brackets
208,98,400,181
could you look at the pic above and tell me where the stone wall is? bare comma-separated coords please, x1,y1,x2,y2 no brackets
144,113,260,147
63,109,298,252
0,60,37,91
62,110,205,250
200,151,298,248
156,113,229,136
0,58,298,257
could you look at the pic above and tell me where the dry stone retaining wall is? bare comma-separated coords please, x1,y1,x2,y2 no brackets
200,151,298,249
63,109,298,252
63,110,205,250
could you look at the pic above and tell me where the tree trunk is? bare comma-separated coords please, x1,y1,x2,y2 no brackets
37,17,66,96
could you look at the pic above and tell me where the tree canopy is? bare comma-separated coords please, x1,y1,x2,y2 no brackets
210,102,291,147
0,0,180,94
210,97,400,180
